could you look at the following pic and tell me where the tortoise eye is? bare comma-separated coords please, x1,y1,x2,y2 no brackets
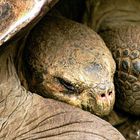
57,77,75,92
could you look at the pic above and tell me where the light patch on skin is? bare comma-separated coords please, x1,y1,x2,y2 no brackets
84,62,102,74
68,97,82,107
79,74,87,84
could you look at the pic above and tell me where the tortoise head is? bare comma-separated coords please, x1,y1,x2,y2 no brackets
0,0,59,46
24,16,116,117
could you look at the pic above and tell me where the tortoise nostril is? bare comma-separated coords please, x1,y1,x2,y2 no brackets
108,91,112,96
101,93,106,98
100,91,112,98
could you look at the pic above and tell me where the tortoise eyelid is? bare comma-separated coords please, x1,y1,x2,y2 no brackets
56,77,76,92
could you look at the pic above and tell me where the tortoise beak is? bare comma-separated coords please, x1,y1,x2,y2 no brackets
82,83,115,117
90,89,115,117
0,0,59,46
94,91,115,116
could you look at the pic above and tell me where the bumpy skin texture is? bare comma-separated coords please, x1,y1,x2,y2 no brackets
0,0,125,139
24,15,116,117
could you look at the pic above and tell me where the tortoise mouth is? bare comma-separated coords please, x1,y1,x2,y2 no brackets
94,97,115,117
31,83,115,117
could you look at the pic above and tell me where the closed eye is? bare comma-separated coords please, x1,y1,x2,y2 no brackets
56,77,76,92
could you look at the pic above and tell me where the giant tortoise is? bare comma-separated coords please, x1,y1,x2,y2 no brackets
0,0,125,139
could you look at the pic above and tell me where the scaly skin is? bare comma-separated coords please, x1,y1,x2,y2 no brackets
23,15,116,117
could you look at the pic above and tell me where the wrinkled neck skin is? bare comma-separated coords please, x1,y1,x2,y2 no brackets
84,0,140,31
0,41,29,134
0,41,22,109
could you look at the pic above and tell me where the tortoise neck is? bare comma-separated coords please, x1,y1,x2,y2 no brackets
0,41,21,99
86,0,140,31
0,40,30,126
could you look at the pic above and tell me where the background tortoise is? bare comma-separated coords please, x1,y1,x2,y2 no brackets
83,0,140,139
84,0,140,116
0,0,125,139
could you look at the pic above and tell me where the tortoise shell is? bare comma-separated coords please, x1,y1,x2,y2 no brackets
0,0,59,46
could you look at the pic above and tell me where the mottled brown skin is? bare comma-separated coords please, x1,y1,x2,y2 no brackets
23,15,116,117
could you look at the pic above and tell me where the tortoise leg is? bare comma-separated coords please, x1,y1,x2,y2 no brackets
116,117,140,140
